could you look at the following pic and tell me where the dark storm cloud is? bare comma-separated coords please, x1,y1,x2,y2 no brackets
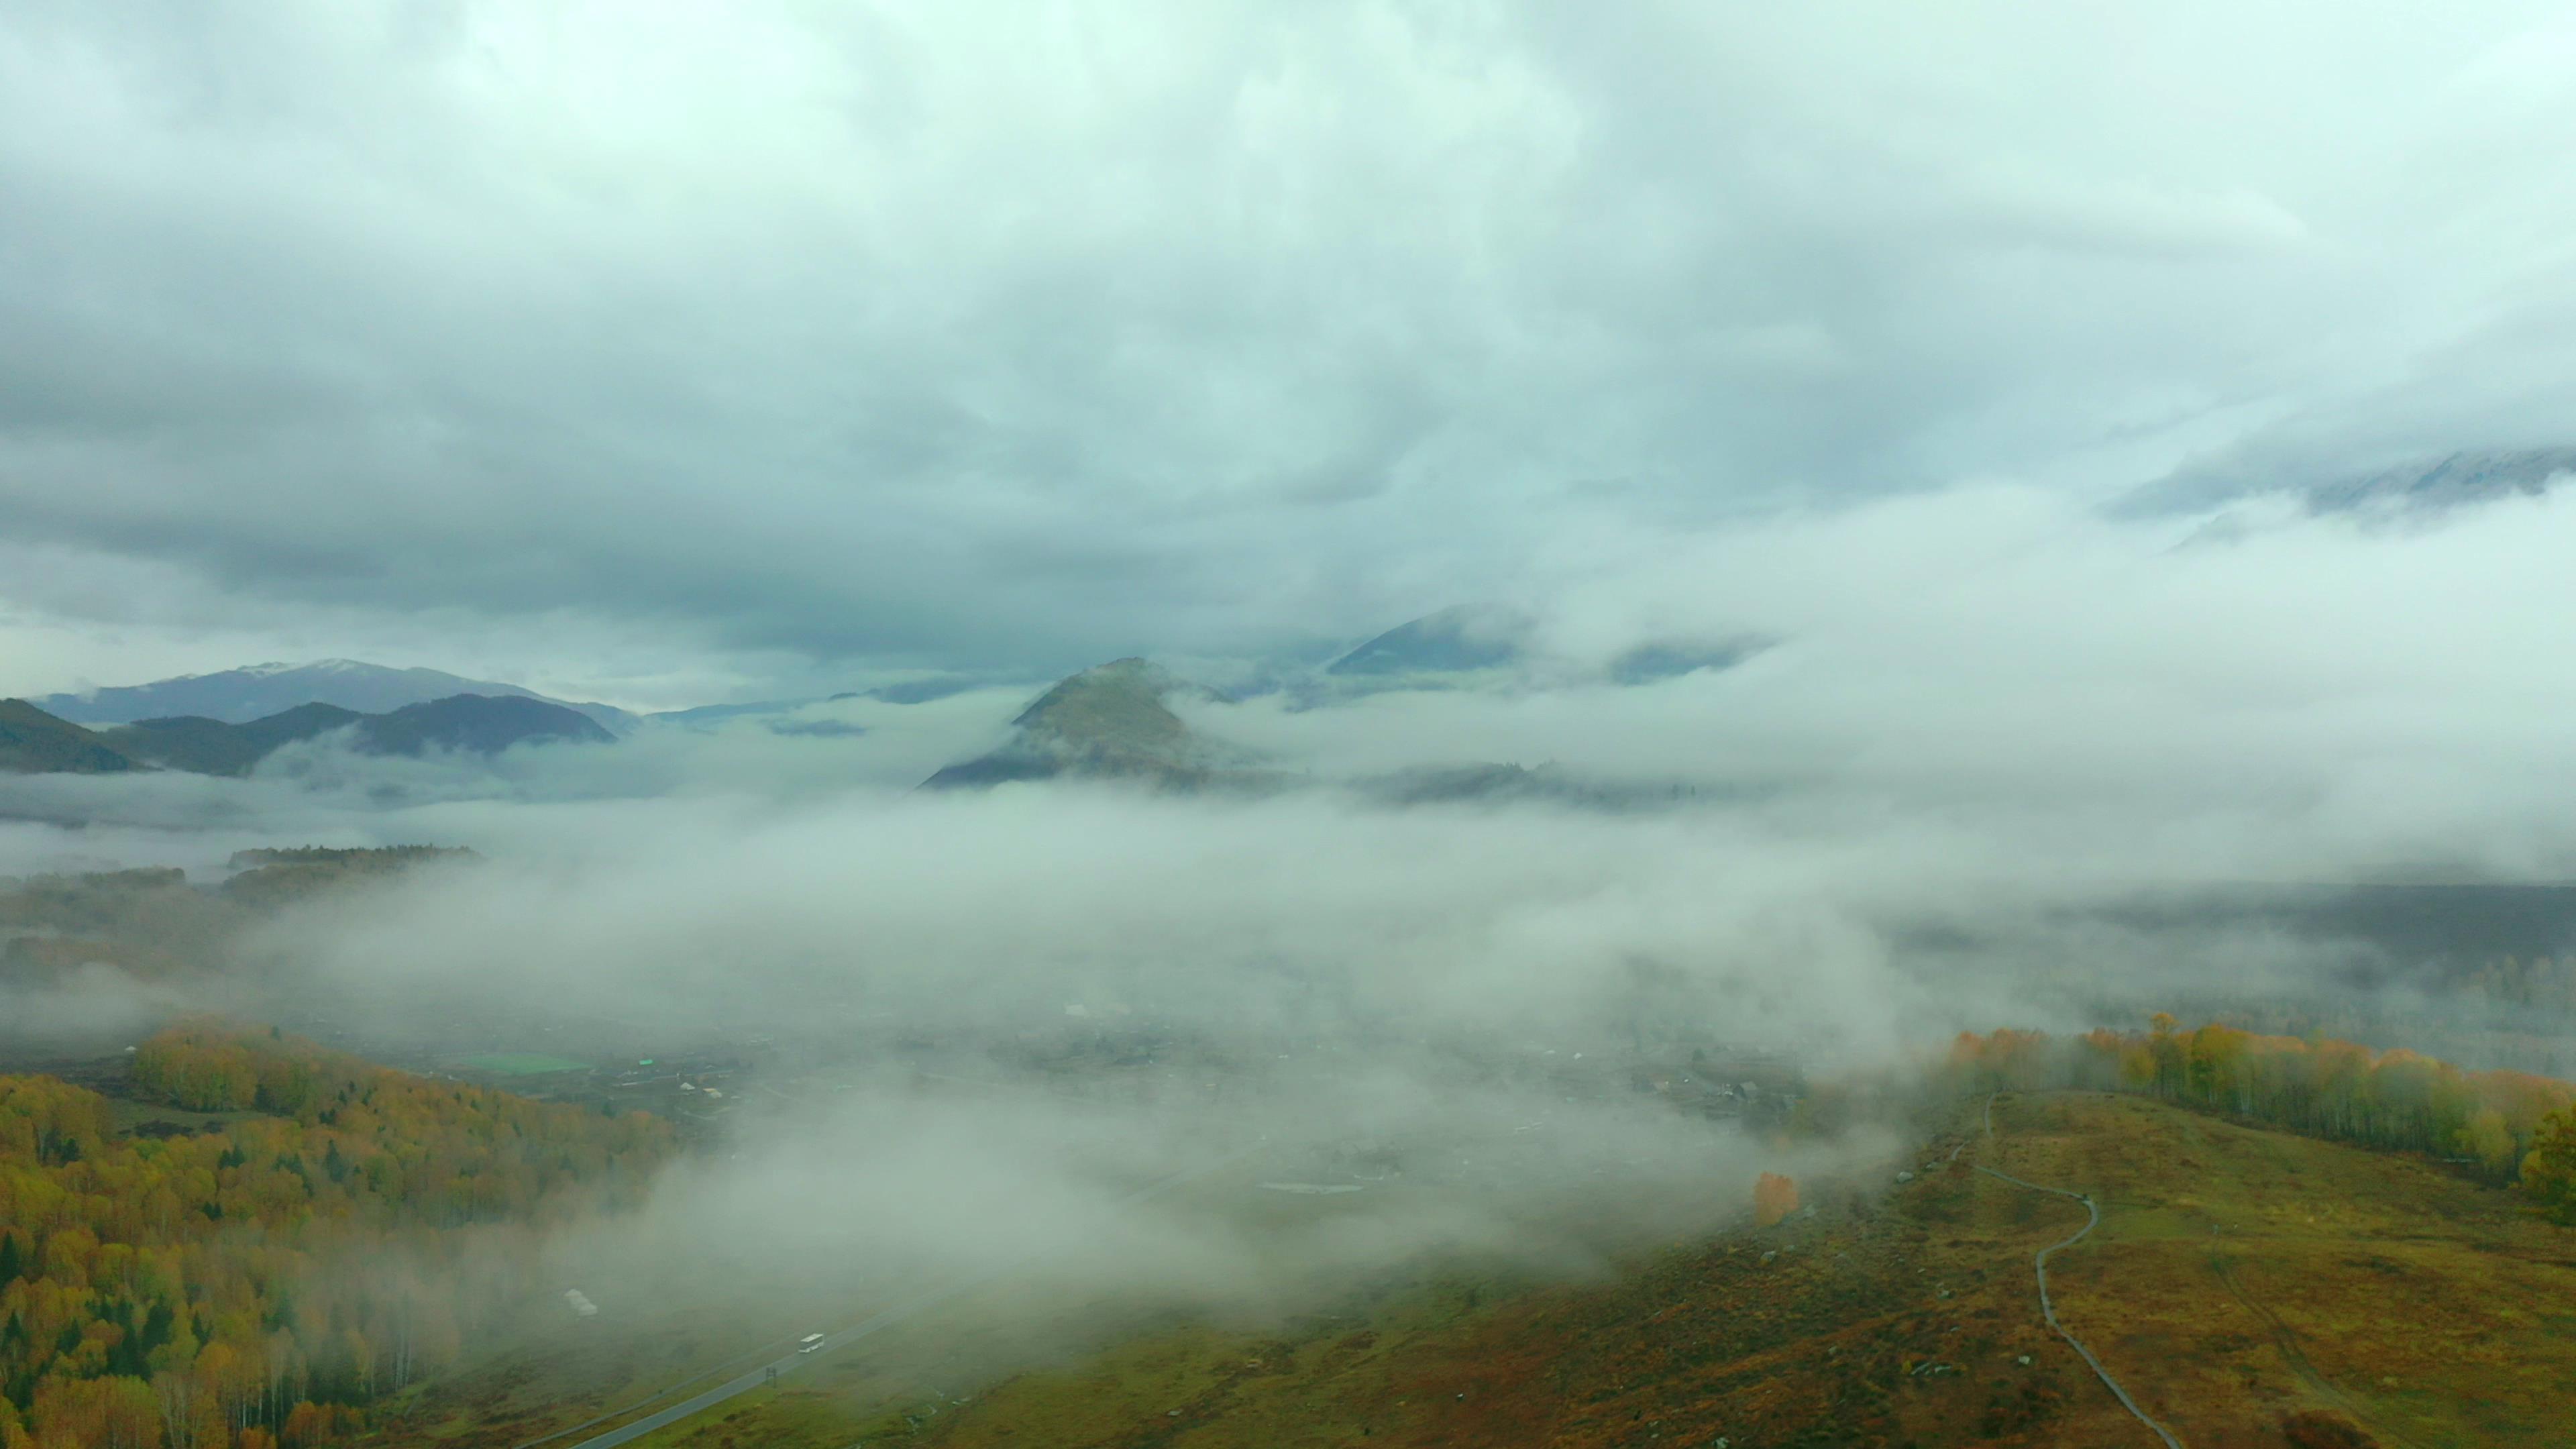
5,1,2576,682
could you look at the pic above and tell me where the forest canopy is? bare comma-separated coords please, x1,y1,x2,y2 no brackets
1,1020,672,1449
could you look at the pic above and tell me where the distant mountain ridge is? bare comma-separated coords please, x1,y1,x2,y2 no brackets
1,694,613,775
643,676,983,735
2123,445,2576,519
2308,447,2576,513
38,659,636,734
1313,605,1766,697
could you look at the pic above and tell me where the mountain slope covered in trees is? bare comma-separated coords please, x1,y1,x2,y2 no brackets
0,1021,673,1449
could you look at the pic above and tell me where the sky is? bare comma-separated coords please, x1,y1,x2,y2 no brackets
6,1,2576,706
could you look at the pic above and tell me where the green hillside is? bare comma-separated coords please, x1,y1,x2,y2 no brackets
103,702,363,775
0,698,138,773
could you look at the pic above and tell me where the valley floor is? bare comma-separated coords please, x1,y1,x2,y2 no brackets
391,1090,2576,1449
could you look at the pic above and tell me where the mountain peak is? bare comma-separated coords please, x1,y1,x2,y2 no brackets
924,658,1268,793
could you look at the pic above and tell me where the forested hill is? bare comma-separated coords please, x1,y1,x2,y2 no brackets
0,701,135,776
0,1021,674,1449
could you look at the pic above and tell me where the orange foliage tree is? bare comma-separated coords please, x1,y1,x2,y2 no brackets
1752,1172,1799,1228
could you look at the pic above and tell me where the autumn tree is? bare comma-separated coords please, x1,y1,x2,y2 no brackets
1752,1172,1799,1228
1943,1019,2576,1191
0,1022,674,1449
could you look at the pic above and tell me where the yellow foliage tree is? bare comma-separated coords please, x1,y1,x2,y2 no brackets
2524,1106,2576,1224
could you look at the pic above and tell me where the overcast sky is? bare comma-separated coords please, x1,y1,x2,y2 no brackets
6,1,2576,706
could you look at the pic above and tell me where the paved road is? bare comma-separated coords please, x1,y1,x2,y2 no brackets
1971,1093,2186,1449
548,1140,1271,1449
561,1279,996,1449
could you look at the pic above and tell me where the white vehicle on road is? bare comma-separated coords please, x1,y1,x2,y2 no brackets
797,1334,825,1354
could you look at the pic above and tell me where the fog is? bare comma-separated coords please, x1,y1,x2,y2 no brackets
11,480,2576,1389
9,5,2576,1434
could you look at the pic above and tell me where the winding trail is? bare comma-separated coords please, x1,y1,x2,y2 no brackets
1970,1095,2186,1449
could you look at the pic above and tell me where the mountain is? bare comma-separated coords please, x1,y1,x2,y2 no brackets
922,659,1280,793
1319,608,1766,694
38,660,637,734
1326,605,1532,678
353,694,614,755
1607,637,1771,685
645,678,985,733
0,700,138,774
2123,445,2576,519
102,703,362,776
2306,446,2576,513
87,695,610,777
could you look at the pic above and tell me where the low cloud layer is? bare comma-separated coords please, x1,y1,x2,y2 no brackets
12,480,2576,1389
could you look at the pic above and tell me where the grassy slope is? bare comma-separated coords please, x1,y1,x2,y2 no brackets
574,1092,2576,1449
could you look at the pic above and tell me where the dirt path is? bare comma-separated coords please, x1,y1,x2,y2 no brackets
1973,1094,2186,1449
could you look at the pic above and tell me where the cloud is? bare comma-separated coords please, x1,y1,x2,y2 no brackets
5,1,2576,690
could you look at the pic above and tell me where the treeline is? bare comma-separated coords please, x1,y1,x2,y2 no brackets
1945,1017,2576,1222
219,850,477,914
221,849,475,871
2452,955,2576,1014
2,1021,674,1449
